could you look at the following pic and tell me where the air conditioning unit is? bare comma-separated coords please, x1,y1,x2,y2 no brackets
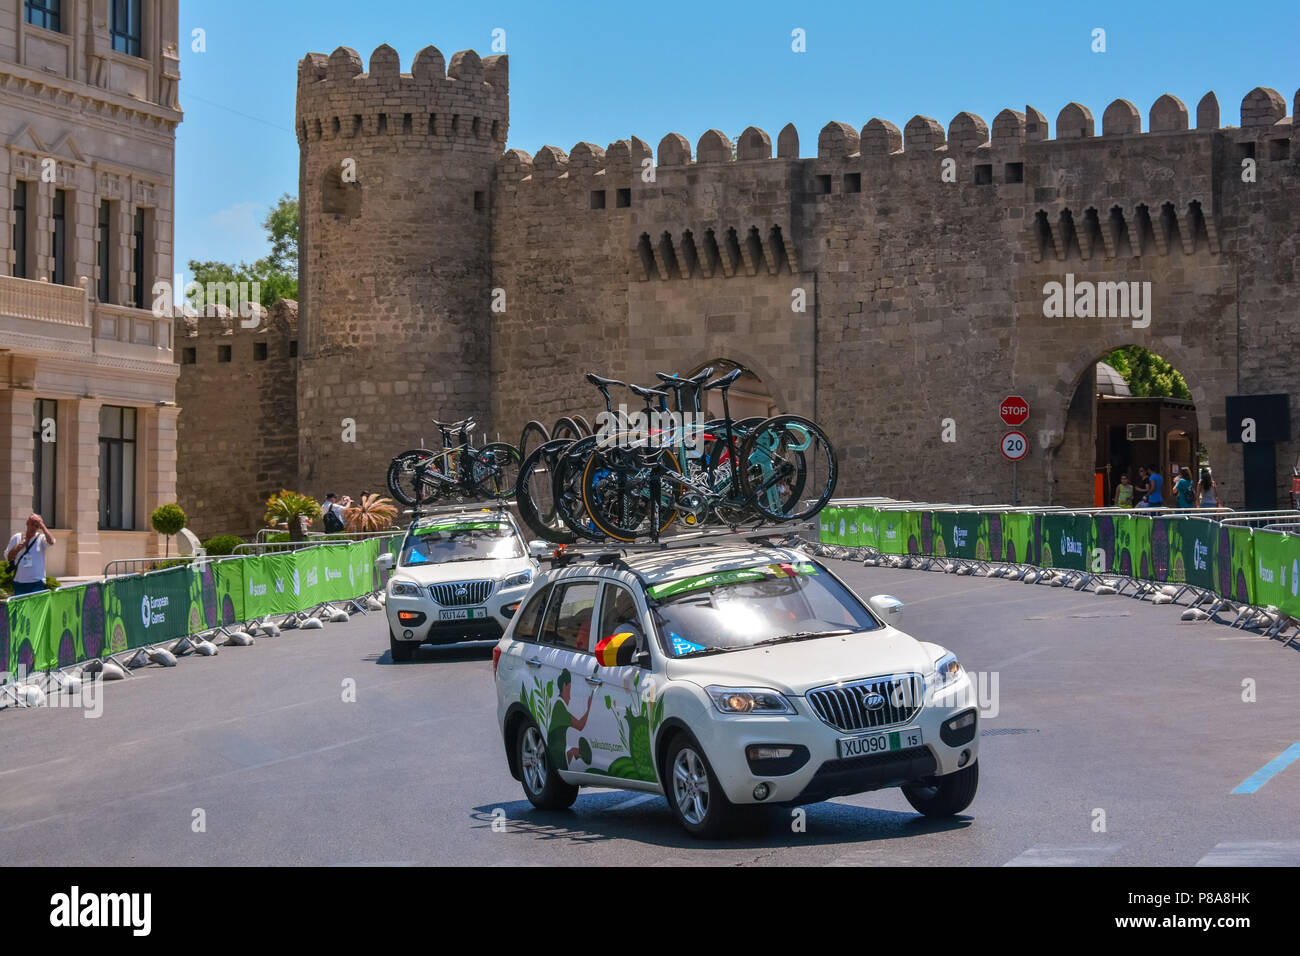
1126,423,1158,441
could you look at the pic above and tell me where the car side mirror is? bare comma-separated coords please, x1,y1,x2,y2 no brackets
375,553,394,572
868,594,904,626
594,632,638,667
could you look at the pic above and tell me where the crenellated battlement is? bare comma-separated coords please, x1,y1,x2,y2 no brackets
496,85,1296,191
296,44,509,149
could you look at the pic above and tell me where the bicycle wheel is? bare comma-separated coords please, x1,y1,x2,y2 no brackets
518,420,549,460
551,417,582,442
473,442,522,500
387,449,442,508
571,414,593,438
739,415,836,521
581,442,680,543
516,438,578,545
552,436,606,541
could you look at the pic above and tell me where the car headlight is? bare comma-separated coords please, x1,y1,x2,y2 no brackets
933,651,964,688
501,570,532,590
706,686,796,715
390,581,422,597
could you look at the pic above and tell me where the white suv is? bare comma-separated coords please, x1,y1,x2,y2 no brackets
376,509,538,662
492,542,979,838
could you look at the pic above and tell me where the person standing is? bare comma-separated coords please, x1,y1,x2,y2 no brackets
1113,472,1134,508
1174,467,1196,509
1146,466,1164,508
6,513,55,595
1196,468,1220,509
322,492,351,534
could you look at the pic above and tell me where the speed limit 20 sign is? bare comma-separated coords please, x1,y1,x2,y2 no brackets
1001,430,1029,461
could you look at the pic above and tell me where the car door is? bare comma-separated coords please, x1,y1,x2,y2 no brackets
588,582,660,784
496,582,553,710
532,579,602,779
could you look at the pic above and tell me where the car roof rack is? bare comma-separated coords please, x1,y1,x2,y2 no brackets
401,501,516,531
532,526,805,578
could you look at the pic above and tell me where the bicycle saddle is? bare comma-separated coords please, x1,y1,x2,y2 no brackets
432,417,477,431
655,367,713,386
626,383,669,402
701,367,743,391
586,372,624,389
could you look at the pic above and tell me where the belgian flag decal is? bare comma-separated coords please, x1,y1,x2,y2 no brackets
595,632,635,667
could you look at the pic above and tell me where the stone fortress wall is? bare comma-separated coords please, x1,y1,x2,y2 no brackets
179,41,1300,534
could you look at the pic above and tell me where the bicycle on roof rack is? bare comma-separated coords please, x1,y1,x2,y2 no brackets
514,366,838,544
386,416,521,509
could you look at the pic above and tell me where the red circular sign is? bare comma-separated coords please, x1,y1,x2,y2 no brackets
1001,431,1029,461
1000,395,1030,426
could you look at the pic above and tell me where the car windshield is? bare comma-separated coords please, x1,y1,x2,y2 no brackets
648,561,880,657
400,521,523,565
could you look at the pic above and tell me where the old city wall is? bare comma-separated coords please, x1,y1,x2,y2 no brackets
174,300,299,539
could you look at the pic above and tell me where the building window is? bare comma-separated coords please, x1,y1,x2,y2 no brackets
1004,162,1024,184
289,340,298,358
13,181,28,278
181,347,196,365
253,342,267,360
33,399,57,527
973,164,993,186
25,0,61,33
473,190,485,212
217,344,231,362
616,188,631,208
97,200,113,301
590,190,606,210
843,173,862,193
111,0,142,57
132,207,148,308
815,174,832,195
51,189,68,285
98,406,137,531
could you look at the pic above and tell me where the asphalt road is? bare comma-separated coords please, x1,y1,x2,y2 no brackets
2,561,1298,866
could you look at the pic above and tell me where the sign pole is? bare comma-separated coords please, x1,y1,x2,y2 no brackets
1013,461,1018,506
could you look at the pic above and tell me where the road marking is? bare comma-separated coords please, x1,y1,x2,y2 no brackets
1195,842,1300,866
1003,845,1123,866
607,793,656,811
986,646,1051,669
1230,743,1300,794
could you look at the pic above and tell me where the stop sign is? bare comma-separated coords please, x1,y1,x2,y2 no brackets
1000,395,1029,426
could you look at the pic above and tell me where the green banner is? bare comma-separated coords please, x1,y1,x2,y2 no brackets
102,566,193,653
981,513,1003,562
818,506,846,546
1040,514,1089,570
875,511,917,555
1220,526,1255,604
1111,515,1153,578
1002,513,1035,565
241,553,301,617
5,590,51,675
1251,532,1300,616
931,511,984,560
1167,518,1218,590
48,585,90,668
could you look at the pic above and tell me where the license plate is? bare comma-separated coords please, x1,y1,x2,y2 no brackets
837,727,923,759
438,607,487,621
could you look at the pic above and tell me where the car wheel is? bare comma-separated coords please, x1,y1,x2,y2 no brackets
902,761,978,817
664,733,738,839
389,629,416,663
516,719,578,811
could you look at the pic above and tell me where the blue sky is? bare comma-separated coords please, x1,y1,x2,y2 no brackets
176,0,1299,272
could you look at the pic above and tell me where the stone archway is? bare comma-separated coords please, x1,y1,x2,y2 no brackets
1042,341,1227,506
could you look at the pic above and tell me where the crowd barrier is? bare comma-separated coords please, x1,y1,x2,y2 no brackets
819,503,1300,617
2,534,404,678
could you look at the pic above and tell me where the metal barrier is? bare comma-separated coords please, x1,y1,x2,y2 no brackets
102,555,199,578
253,528,397,545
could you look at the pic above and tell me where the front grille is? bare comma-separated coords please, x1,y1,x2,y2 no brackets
429,580,494,607
806,673,924,733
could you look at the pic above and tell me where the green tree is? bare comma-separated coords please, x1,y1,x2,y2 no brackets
1104,346,1191,399
264,490,321,543
188,195,298,309
151,502,188,557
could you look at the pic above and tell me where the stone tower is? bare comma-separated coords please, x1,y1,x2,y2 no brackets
294,43,507,492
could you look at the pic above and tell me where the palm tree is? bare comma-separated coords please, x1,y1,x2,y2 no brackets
345,493,398,532
264,490,322,542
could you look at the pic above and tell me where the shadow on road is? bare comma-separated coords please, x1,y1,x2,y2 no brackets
371,642,496,666
469,795,971,851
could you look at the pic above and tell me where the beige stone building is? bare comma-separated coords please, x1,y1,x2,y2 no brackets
0,0,181,576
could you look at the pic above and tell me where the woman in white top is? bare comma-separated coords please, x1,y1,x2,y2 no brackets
5,513,55,595
1195,468,1219,509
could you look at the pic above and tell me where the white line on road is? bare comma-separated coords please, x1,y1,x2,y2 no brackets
1003,845,1123,866
1195,842,1300,866
607,793,657,811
